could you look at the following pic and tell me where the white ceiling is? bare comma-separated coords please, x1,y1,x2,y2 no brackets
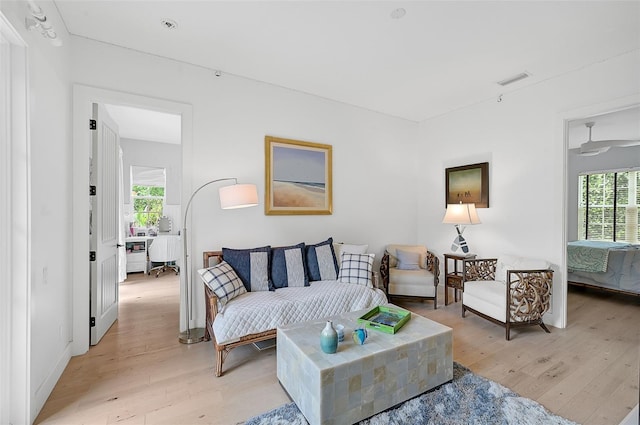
54,1,640,123
104,104,181,144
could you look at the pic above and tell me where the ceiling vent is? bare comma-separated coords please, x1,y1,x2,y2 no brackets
497,72,530,86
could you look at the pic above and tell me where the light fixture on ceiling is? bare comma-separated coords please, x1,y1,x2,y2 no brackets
25,0,62,47
579,122,640,156
161,19,178,30
390,8,406,19
497,72,530,86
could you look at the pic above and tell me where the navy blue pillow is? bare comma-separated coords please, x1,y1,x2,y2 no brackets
222,246,271,292
270,243,309,290
305,237,339,281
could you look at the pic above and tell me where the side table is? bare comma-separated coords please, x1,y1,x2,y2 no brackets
444,253,476,306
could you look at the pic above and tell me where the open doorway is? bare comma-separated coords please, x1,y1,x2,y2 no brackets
71,85,193,356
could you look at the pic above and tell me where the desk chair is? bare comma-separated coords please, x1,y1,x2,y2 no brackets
148,235,180,278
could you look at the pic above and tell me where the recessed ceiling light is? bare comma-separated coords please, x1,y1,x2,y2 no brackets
390,8,406,19
161,19,177,30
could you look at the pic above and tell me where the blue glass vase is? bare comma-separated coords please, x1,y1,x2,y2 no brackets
320,320,338,354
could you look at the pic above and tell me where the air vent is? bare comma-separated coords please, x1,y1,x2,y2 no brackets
497,72,530,86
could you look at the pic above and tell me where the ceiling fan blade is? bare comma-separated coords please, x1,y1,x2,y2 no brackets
580,139,640,153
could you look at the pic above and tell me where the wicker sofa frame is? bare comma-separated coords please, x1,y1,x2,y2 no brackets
202,251,277,377
379,249,440,308
461,258,553,340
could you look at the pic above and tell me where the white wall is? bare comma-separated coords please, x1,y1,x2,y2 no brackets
1,0,73,422
417,50,640,328
69,36,419,332
121,137,182,205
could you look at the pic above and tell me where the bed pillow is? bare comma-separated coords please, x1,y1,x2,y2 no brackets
396,249,421,270
306,237,339,281
198,261,246,306
338,252,375,287
271,243,309,290
222,246,271,292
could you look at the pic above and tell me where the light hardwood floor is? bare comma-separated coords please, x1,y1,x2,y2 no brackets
36,272,639,425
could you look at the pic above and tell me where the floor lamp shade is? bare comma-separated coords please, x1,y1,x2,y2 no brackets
442,203,480,254
219,184,259,209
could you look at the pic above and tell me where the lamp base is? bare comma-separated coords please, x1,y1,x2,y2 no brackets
178,327,206,344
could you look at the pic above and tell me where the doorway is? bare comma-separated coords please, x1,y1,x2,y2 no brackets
71,85,193,355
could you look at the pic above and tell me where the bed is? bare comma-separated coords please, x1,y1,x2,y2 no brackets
567,240,640,296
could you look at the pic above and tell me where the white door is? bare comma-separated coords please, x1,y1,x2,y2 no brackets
90,103,120,345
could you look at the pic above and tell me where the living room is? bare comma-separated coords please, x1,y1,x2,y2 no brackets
1,1,638,424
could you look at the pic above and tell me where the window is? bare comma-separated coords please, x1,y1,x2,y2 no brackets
578,170,639,243
132,185,164,227
131,166,166,228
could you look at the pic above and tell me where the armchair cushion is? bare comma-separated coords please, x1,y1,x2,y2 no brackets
396,249,421,270
462,280,505,322
385,244,428,269
388,268,436,297
495,254,550,282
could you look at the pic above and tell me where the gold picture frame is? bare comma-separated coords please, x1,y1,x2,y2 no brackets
445,162,489,208
265,136,333,215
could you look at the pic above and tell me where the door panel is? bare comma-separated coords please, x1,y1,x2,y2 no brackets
90,102,120,345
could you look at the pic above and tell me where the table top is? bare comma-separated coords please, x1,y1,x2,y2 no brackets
277,303,452,371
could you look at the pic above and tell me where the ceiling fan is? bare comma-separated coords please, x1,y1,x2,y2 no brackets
579,122,640,156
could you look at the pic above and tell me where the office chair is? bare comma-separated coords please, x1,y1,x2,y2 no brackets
148,235,180,278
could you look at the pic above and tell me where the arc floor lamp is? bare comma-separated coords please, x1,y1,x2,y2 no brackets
180,178,258,344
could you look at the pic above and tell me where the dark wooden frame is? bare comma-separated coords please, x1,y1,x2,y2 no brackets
445,162,489,208
461,258,553,340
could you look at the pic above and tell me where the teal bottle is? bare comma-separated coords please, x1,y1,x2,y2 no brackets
320,320,338,354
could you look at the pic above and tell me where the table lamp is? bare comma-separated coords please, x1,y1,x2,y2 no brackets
442,203,480,254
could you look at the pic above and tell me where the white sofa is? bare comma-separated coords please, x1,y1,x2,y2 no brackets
200,241,387,376
462,254,553,340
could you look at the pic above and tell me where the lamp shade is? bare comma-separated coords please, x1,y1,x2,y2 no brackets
219,184,259,209
442,203,481,225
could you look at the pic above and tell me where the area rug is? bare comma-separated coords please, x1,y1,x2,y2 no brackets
243,362,578,425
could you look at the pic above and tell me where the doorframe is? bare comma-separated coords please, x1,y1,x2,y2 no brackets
559,93,640,329
0,11,30,425
72,85,192,354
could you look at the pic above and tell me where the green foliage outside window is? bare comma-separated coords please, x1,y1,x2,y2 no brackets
132,185,165,228
578,170,639,242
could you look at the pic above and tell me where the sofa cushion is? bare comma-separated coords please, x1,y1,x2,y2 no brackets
198,261,247,306
306,237,339,281
271,243,308,290
495,254,550,283
222,246,271,292
396,249,421,270
338,252,374,287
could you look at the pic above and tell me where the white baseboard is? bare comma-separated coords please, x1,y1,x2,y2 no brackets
620,404,639,425
31,343,72,422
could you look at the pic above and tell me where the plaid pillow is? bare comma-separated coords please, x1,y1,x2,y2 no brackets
198,261,247,306
338,253,375,287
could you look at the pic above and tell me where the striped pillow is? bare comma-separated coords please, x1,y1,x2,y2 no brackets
198,261,246,306
270,243,309,289
305,237,339,281
338,253,375,287
222,246,271,292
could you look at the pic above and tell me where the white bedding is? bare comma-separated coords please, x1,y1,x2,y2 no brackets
212,280,388,345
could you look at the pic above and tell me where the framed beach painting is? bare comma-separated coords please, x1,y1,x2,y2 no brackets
265,136,333,215
445,162,489,208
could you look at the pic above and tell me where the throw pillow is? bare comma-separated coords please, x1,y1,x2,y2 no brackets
197,261,246,306
396,249,421,270
271,243,309,290
338,252,375,287
306,237,339,281
222,246,271,292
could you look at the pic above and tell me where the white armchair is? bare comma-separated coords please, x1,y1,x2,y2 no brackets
462,254,553,340
380,244,440,309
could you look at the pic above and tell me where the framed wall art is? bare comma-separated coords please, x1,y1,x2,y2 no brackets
445,162,489,208
265,136,332,215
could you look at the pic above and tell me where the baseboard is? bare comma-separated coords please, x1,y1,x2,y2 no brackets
31,342,72,422
619,404,639,425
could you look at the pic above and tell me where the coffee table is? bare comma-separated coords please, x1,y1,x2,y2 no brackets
276,304,453,425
